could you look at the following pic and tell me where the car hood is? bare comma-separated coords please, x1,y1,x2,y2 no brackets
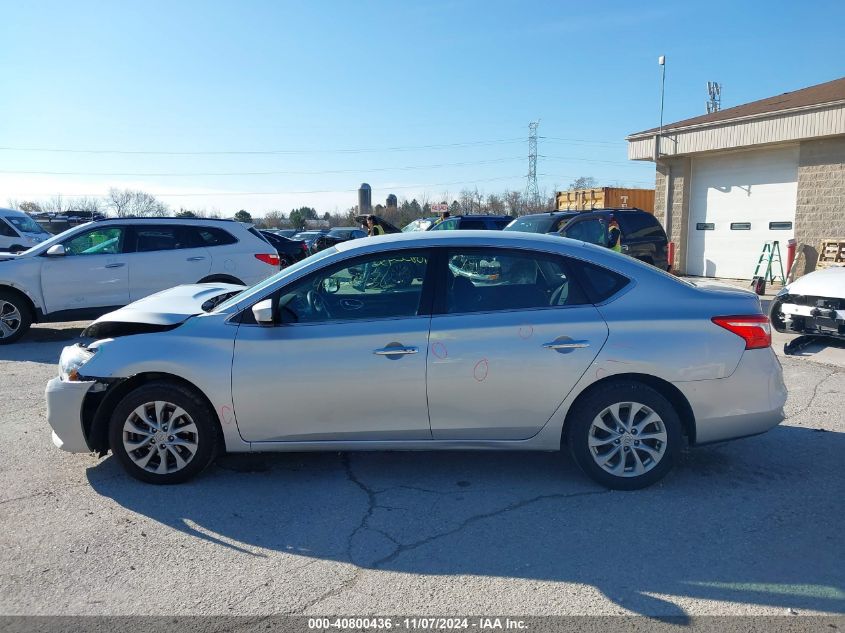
785,266,845,299
82,283,244,338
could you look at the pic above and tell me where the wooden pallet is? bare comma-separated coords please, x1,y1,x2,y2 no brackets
817,239,845,269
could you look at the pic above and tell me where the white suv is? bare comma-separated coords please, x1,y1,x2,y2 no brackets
0,218,280,343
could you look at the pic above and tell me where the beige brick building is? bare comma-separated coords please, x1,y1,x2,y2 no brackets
627,77,845,279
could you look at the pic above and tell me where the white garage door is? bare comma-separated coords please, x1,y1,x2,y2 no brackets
687,145,798,279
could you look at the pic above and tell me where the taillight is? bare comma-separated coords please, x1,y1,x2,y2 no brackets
255,253,280,267
711,315,771,349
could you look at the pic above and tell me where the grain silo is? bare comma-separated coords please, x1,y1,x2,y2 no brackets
358,183,372,214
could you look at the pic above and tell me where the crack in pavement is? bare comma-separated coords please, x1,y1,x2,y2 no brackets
804,369,839,412
296,453,611,613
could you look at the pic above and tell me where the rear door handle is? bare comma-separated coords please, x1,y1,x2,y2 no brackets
374,346,418,356
187,256,206,262
341,298,364,310
543,340,590,350
104,262,125,269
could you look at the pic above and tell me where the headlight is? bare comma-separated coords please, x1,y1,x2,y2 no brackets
775,286,790,298
59,344,97,381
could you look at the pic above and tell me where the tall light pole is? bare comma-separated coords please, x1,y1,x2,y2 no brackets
656,55,666,161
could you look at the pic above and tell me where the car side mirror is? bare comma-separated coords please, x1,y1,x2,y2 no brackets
252,299,275,326
46,244,66,257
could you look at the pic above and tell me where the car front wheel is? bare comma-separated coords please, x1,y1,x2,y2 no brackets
0,290,32,344
109,381,219,484
568,381,682,490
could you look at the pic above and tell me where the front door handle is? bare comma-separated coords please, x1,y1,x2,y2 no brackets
374,346,418,356
621,245,630,252
104,262,125,269
187,256,206,262
543,340,590,350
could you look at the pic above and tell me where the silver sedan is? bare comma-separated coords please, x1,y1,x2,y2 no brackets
45,231,786,489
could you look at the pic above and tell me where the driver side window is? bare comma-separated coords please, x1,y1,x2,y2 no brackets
278,250,430,324
63,227,124,255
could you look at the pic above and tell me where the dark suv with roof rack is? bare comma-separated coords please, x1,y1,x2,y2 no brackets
505,208,669,270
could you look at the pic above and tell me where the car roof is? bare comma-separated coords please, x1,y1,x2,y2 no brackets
94,216,241,224
0,207,32,217
453,214,513,219
516,211,578,218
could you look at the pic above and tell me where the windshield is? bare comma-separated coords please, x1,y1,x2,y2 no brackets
402,219,433,232
212,246,339,312
505,215,572,233
6,215,46,234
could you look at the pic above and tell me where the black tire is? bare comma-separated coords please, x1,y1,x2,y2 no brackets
109,381,219,484
567,380,682,490
0,289,33,345
769,296,788,333
198,275,245,285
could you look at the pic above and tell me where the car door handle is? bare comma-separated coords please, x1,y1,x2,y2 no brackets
621,245,630,252
373,346,418,356
340,298,364,310
543,340,590,350
186,256,206,262
104,262,125,269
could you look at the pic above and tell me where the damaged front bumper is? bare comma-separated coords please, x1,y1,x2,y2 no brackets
45,377,96,453
771,295,845,339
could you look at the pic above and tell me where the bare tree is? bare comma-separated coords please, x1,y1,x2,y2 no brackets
486,193,505,214
568,176,598,190
459,189,475,214
504,190,524,216
263,210,286,228
107,188,168,217
43,195,70,214
67,196,104,218
18,201,43,214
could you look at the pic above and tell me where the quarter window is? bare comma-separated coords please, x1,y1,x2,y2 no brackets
63,228,124,255
277,250,430,324
0,220,17,238
618,213,664,239
191,226,237,246
443,249,589,314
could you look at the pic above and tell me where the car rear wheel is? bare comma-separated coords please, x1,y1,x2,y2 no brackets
568,381,682,490
109,381,219,484
0,290,32,344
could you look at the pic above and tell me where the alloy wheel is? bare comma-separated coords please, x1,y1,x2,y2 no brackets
0,300,22,339
587,401,668,478
122,401,199,474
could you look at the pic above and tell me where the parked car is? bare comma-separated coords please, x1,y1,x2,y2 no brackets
326,227,367,242
770,266,845,341
259,230,309,266
428,214,513,231
0,217,280,344
505,209,670,270
45,231,785,489
264,229,299,239
291,230,329,254
402,217,437,232
0,208,52,252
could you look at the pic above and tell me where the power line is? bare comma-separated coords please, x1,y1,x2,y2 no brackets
0,138,526,156
0,157,524,177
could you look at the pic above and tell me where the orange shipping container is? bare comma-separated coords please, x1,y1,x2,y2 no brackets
555,187,654,213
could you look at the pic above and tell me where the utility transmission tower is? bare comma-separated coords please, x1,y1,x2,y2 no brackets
525,120,540,209
706,82,722,114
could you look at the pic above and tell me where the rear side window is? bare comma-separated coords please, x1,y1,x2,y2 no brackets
133,226,185,252
571,260,630,303
490,218,512,230
442,248,589,314
617,213,664,239
460,219,487,230
188,226,238,247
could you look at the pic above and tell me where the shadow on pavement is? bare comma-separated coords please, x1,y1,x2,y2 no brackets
87,424,845,617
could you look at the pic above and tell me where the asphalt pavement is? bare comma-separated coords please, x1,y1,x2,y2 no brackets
0,321,843,618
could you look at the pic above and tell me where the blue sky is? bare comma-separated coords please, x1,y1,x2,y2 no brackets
2,0,844,215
